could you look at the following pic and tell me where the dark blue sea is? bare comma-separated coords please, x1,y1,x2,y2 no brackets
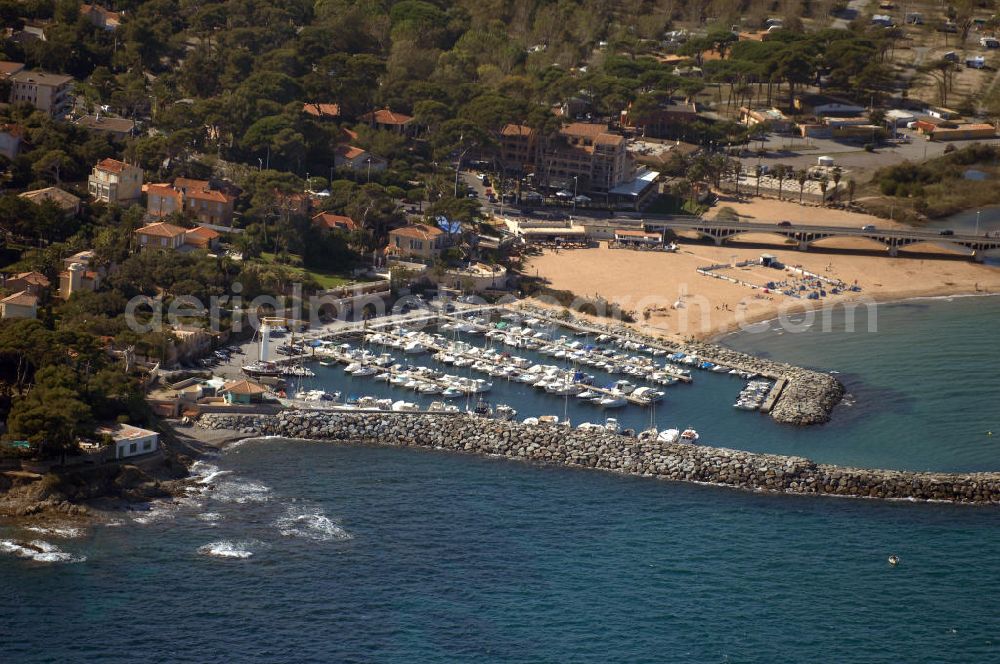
2,296,999,663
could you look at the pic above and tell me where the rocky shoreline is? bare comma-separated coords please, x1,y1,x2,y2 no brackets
198,411,1000,505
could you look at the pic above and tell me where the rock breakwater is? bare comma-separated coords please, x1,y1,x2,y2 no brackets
199,411,1000,505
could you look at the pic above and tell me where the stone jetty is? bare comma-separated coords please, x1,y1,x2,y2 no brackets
198,411,1000,505
682,341,845,425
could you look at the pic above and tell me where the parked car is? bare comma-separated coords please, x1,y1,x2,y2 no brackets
861,224,876,231
777,220,792,227
939,229,955,236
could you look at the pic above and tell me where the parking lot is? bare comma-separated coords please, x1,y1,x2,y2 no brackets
737,130,1000,179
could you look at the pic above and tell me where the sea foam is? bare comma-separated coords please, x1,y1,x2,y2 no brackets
0,539,86,563
197,540,257,559
23,525,83,539
275,506,352,542
211,479,272,504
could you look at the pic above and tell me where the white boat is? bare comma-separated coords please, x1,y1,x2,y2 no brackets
391,400,420,412
610,379,637,394
356,396,381,409
576,390,598,400
546,381,584,396
658,428,680,443
680,428,700,443
597,393,627,409
428,401,459,413
418,383,443,394
604,418,620,433
441,387,463,399
403,341,426,354
351,366,378,377
494,404,518,421
632,386,665,403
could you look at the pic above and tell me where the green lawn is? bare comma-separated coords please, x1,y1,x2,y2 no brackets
644,195,707,216
253,252,366,289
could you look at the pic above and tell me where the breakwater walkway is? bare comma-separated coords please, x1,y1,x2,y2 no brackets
198,411,1000,505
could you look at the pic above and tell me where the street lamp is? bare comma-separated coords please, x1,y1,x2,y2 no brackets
976,209,981,235
572,175,578,210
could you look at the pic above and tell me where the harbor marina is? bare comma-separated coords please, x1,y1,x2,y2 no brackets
260,310,779,438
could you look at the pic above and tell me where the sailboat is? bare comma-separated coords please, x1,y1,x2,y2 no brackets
638,400,658,440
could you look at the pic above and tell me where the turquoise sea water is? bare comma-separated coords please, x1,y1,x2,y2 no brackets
2,296,999,662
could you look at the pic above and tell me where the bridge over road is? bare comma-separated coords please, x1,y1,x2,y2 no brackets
642,219,1000,262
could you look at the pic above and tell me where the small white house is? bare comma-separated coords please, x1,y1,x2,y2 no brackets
98,423,159,459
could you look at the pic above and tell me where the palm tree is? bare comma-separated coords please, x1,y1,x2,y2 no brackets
773,165,788,200
732,161,743,197
831,168,843,203
847,178,856,204
819,176,829,206
797,169,808,203
754,164,763,197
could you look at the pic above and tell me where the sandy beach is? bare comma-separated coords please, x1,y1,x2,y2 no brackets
526,241,1000,342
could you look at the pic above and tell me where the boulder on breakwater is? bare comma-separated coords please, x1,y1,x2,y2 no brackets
198,411,1000,505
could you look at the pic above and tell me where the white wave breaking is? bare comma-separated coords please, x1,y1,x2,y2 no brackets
196,512,223,523
275,506,352,542
131,503,177,525
211,478,272,504
0,539,86,563
189,461,232,484
23,525,84,539
197,540,259,559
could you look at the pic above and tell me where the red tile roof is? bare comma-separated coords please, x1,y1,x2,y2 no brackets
335,144,366,160
185,226,221,240
312,212,357,232
362,108,413,126
302,103,341,118
1,290,38,306
174,178,235,204
95,158,131,173
136,221,187,238
0,61,25,78
10,271,50,286
501,124,534,137
391,224,444,240
222,379,267,395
